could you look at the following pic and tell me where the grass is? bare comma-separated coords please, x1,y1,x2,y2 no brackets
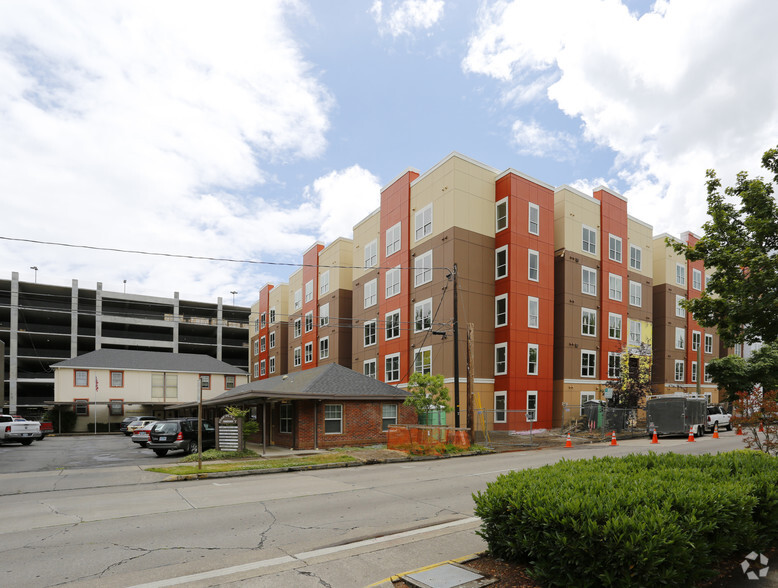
146,453,357,475
179,448,259,462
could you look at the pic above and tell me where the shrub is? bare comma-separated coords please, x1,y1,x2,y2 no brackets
42,408,77,433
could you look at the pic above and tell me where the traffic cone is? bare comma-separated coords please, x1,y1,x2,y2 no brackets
687,426,696,442
565,433,573,448
712,422,719,439
651,429,659,444
610,431,618,446
736,425,743,435
759,422,764,432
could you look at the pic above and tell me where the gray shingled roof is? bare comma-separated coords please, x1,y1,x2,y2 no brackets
201,363,408,405
51,349,246,375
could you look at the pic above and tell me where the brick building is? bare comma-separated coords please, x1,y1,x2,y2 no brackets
249,283,289,381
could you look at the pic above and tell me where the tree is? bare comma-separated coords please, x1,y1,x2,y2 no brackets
670,145,778,346
402,373,453,417
606,344,653,408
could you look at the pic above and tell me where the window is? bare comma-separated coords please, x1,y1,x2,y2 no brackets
691,361,698,382
305,280,313,303
269,331,275,349
692,331,701,352
254,318,259,333
735,343,743,356
386,222,401,256
629,319,641,345
364,239,377,268
705,334,713,354
324,404,343,434
253,362,259,378
581,309,596,336
704,363,713,383
254,340,259,355
74,369,88,387
74,399,89,416
386,267,401,298
293,347,301,367
269,356,275,373
526,391,538,422
294,289,302,310
629,245,642,270
692,268,702,290
609,234,622,262
495,246,508,279
226,375,235,391
319,303,330,327
580,392,595,414
385,354,400,382
528,202,539,235
415,204,432,241
108,399,123,416
582,267,597,295
364,359,376,379
527,344,538,375
415,298,433,332
608,353,621,379
414,251,433,286
385,310,400,340
382,404,398,431
152,373,177,399
280,404,292,434
528,250,539,281
260,336,266,352
364,279,377,308
260,360,266,376
582,225,596,254
261,313,266,329
674,360,685,381
110,371,123,388
528,297,539,328
609,313,622,339
414,346,432,375
305,311,313,333
494,392,507,423
364,320,376,347
305,342,313,363
629,281,642,307
319,271,330,296
676,295,686,318
676,327,686,350
269,308,276,324
609,274,622,301
581,351,596,378
495,294,508,328
495,343,507,375
676,263,686,286
319,337,329,359
496,198,508,232
200,374,211,390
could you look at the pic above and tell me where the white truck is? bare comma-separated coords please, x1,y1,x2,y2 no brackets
0,414,41,445
706,405,732,432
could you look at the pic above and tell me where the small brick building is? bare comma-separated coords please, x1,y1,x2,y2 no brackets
203,363,416,449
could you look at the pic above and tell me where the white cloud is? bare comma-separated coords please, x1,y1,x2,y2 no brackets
371,0,445,37
511,119,576,159
464,0,778,236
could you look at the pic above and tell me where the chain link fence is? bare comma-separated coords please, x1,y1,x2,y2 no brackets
473,409,541,449
560,402,648,441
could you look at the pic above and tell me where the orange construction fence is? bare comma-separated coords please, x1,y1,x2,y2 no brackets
387,425,470,454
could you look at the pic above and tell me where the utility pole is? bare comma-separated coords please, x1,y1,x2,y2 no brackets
466,322,474,439
452,264,460,428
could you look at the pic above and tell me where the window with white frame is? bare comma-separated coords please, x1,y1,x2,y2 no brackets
319,337,329,359
319,271,330,296
364,320,376,347
280,404,292,434
293,347,301,367
527,344,538,375
495,343,507,375
269,308,276,324
260,360,266,376
305,311,313,333
692,331,701,351
528,202,540,235
494,392,507,423
254,340,259,355
495,294,508,328
704,363,712,383
609,313,622,339
581,350,596,377
294,318,302,338
496,198,508,232
705,273,711,289
260,336,266,352
254,318,259,333
75,399,89,416
386,267,401,298
526,391,538,422
582,267,597,295
609,234,622,262
528,296,539,328
582,225,596,254
364,239,377,268
692,268,702,290
495,246,508,279
305,342,313,363
414,251,433,286
414,346,431,375
676,327,686,349
691,361,698,382
415,204,432,241
269,331,275,349
528,250,539,281
364,359,376,379
735,343,743,356
75,369,88,387
110,371,123,388
364,279,377,308
629,319,641,345
676,263,686,286
319,303,329,327
705,334,713,354
629,245,642,271
305,280,313,302
674,360,685,381
676,295,686,318
261,313,266,329
294,289,302,310
608,352,621,379
382,404,398,431
269,356,275,373
581,308,596,336
386,222,401,256
415,298,433,332
253,362,259,378
385,354,400,382
580,391,595,414
324,404,342,434
385,310,400,340
629,281,642,306
609,274,622,301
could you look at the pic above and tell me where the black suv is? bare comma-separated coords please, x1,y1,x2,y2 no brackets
147,418,215,457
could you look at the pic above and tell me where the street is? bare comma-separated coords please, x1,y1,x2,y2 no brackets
0,433,747,587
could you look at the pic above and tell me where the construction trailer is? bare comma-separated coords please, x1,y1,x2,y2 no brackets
646,394,707,437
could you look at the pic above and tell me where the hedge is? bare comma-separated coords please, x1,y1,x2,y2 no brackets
473,451,778,587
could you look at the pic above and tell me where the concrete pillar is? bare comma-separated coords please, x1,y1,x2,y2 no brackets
71,279,79,358
10,271,18,412
173,291,179,353
95,282,102,350
216,297,223,360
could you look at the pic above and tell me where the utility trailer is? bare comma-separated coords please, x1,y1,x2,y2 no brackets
646,394,707,437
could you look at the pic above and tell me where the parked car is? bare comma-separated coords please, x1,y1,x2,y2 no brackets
0,414,41,445
39,422,54,437
131,421,158,448
120,416,158,435
126,419,156,436
706,405,732,432
147,418,216,457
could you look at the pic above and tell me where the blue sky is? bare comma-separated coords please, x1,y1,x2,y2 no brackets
1,0,776,305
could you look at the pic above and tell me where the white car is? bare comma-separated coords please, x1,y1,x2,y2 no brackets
706,405,732,432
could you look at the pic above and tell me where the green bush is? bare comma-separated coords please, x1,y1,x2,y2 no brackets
42,408,77,433
473,451,778,587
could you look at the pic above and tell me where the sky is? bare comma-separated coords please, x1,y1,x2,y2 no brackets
1,0,776,306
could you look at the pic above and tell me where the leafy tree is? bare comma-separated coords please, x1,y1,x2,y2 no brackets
606,344,653,408
402,373,453,417
669,145,778,346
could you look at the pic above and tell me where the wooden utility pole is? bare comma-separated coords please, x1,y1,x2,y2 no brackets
466,323,475,438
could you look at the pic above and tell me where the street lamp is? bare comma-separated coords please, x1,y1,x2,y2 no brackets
30,266,38,283
123,279,127,293
230,290,237,305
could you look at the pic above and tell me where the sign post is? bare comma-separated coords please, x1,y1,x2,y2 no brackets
94,377,99,435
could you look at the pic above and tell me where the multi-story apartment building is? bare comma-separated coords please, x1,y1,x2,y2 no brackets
249,283,289,381
1,272,249,414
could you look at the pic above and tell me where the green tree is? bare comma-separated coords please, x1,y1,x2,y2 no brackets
402,373,453,417
669,145,778,346
606,344,653,408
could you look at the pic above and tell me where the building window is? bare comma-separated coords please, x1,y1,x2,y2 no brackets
253,362,259,378
385,354,400,382
152,373,178,399
608,353,621,379
495,246,508,279
280,404,292,434
305,280,313,303
364,320,376,347
692,268,702,290
704,363,712,383
582,225,596,254
675,360,685,381
108,399,123,416
415,298,433,332
319,271,330,296
415,251,433,286
386,266,401,298
609,313,622,339
629,319,641,345
74,399,89,416
581,308,596,336
527,344,538,375
324,404,343,434
254,318,259,333
495,343,507,375
705,334,713,354
629,245,642,271
200,374,211,390
260,336,266,352
225,375,235,390
364,359,376,379
260,360,266,376
293,347,302,367
676,263,686,286
582,267,597,295
364,279,377,308
526,391,538,422
528,296,539,328
676,295,686,318
269,356,275,373
609,234,622,262
386,222,401,256
269,331,276,349
528,202,539,235
580,392,595,414
581,351,596,378
319,303,330,327
735,343,743,356
304,342,313,363
261,313,266,329
629,281,642,307
364,239,377,268
496,198,508,232
110,371,123,388
495,294,508,328
691,361,698,382
385,310,400,340
269,308,276,324
415,204,433,241
692,331,701,351
305,312,313,333
528,250,539,281
414,347,432,375
254,340,259,355
294,289,302,310
74,369,88,387
382,404,398,431
676,327,686,350
609,274,622,301
319,337,329,359
494,392,507,423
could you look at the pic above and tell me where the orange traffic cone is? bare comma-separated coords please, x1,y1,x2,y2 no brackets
712,422,719,439
651,429,659,444
736,425,743,435
687,426,696,442
565,433,573,448
759,422,765,432
610,431,618,446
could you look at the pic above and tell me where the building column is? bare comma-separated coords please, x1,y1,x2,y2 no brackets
9,272,19,412
95,282,103,350
70,279,79,358
173,291,180,353
216,297,223,360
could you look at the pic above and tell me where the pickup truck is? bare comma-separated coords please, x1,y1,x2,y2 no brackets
706,405,732,432
0,414,41,445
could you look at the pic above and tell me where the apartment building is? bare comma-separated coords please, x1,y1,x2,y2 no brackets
249,283,289,381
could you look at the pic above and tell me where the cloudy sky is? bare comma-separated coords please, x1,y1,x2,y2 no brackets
1,0,775,305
